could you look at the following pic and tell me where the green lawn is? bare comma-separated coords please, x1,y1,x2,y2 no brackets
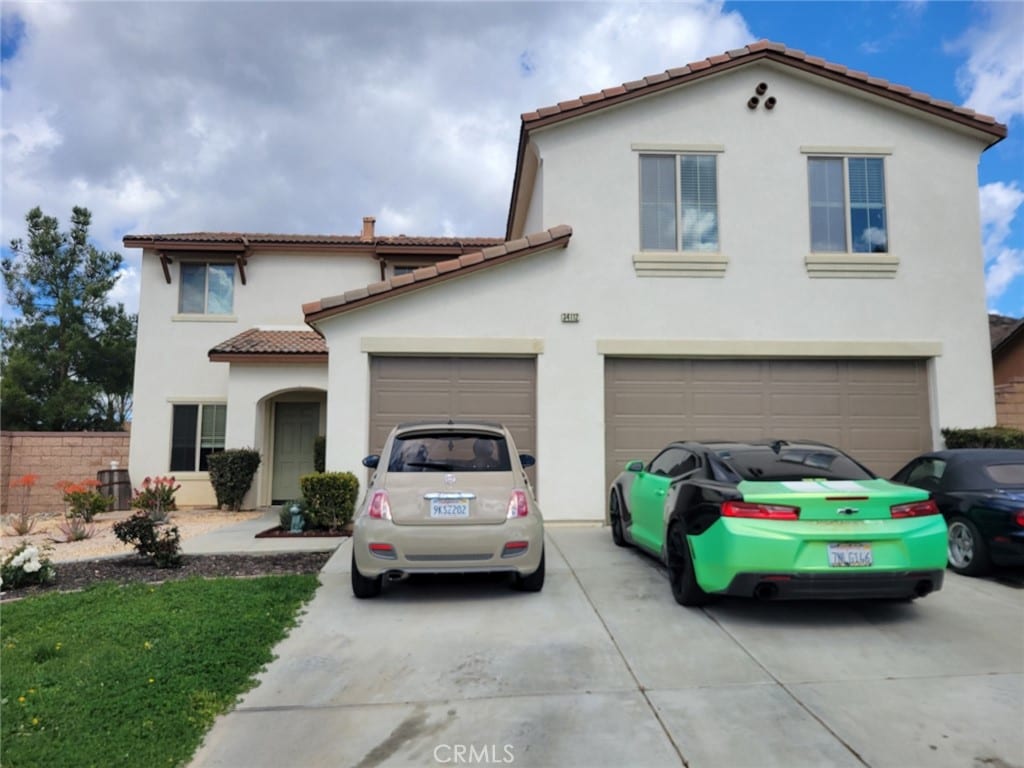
1,575,320,768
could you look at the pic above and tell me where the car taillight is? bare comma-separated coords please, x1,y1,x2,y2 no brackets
1015,511,1024,527
890,500,940,518
722,501,800,520
368,490,392,520
507,490,529,519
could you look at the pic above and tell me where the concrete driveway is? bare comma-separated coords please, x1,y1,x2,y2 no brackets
191,525,1024,768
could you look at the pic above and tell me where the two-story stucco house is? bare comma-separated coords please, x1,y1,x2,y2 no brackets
125,41,1007,520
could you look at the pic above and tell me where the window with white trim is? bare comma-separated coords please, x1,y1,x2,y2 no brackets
808,157,888,253
640,154,719,252
179,263,234,314
170,404,226,471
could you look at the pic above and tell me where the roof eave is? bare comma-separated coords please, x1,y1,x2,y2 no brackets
305,226,572,327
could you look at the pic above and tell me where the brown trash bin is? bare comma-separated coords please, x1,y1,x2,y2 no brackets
97,469,132,511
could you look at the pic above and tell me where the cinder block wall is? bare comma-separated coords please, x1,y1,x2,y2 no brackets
995,380,1024,430
1,432,130,517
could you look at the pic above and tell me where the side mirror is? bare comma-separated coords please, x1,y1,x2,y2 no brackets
626,460,644,473
519,453,536,468
362,455,380,469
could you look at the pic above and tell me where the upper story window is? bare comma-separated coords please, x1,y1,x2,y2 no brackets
170,403,226,472
808,157,888,253
179,263,234,314
640,154,719,252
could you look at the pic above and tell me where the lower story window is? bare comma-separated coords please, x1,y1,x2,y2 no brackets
171,404,226,471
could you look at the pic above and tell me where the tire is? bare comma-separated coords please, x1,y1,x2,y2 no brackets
351,552,383,598
513,549,545,592
667,523,711,606
610,491,629,547
947,517,991,576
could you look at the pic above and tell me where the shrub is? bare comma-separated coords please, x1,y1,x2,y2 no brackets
314,436,326,473
55,516,97,542
941,426,1024,449
57,479,112,522
299,472,359,530
5,474,40,535
279,499,308,531
1,543,56,590
207,449,262,511
113,513,182,568
132,476,181,522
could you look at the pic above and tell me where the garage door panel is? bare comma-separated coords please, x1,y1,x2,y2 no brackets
770,394,842,416
694,392,764,415
769,360,842,383
605,358,932,489
689,360,759,382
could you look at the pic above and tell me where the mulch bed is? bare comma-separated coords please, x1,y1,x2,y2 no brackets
0,551,333,602
254,526,349,539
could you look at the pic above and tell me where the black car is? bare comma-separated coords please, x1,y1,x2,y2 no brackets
892,449,1024,575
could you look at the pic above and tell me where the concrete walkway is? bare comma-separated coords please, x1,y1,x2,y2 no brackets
182,507,344,556
188,523,1024,768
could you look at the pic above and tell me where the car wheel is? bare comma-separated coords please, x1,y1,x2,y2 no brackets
351,552,383,598
947,517,991,576
610,491,628,547
666,523,711,607
513,549,545,592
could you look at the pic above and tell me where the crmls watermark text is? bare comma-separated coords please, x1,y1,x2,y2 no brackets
433,744,515,764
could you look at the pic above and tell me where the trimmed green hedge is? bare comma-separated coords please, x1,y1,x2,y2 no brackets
300,471,359,530
941,426,1024,449
207,448,262,511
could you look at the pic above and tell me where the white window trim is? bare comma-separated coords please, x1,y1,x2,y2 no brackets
634,146,727,276
178,261,236,316
805,152,894,277
168,401,227,474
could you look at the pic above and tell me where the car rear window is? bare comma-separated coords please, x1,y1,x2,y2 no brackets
716,447,874,481
387,432,512,472
984,463,1024,485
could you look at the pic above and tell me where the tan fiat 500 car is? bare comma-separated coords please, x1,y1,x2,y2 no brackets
351,421,545,598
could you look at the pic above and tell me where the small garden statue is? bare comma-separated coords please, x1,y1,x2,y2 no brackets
289,503,304,533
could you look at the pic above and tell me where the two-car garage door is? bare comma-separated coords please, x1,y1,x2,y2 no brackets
605,358,932,489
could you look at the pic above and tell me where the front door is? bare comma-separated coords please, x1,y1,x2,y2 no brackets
272,402,320,503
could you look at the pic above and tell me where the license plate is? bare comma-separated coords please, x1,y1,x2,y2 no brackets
430,499,470,519
827,543,873,567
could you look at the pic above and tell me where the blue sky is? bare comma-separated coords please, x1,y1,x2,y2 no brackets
1,1,1021,318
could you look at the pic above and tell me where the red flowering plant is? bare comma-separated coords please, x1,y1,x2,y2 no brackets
131,476,181,523
5,474,41,535
56,478,112,522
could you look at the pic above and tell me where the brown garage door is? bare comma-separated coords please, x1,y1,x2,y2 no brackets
605,358,932,488
369,356,537,481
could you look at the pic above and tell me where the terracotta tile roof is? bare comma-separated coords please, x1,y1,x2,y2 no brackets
304,225,572,325
519,40,1007,138
124,232,503,251
508,41,1007,239
208,329,327,362
991,314,1023,352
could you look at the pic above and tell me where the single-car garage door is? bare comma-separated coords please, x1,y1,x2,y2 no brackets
369,356,537,481
605,358,932,488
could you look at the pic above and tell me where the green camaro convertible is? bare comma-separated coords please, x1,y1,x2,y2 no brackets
609,440,948,606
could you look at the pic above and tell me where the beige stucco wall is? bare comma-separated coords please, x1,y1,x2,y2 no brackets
129,248,373,507
316,62,995,521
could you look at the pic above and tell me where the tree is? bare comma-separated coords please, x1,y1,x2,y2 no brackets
1,206,137,431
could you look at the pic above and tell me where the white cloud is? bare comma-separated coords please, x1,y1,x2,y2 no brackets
949,2,1024,123
980,181,1024,304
